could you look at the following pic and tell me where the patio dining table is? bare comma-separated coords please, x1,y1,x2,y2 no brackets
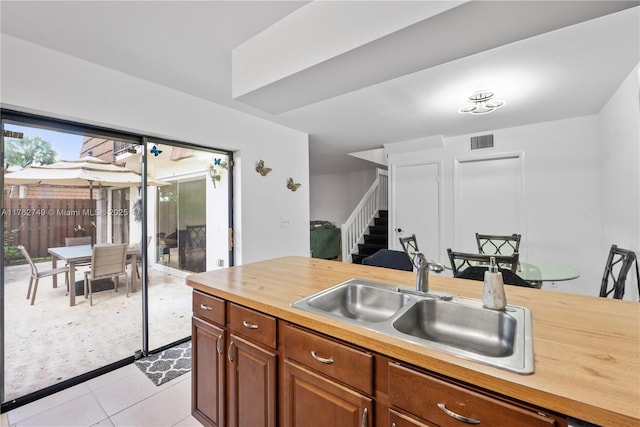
48,244,140,306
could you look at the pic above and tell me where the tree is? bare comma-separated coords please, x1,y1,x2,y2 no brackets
5,136,56,168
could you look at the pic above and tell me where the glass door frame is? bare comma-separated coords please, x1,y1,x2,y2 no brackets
0,110,234,412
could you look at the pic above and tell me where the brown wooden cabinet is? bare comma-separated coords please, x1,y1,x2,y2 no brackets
227,333,277,427
226,303,278,427
282,359,372,427
192,290,567,427
281,323,373,427
192,291,226,427
388,363,562,427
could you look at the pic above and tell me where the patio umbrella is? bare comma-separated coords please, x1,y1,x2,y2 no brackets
4,156,169,242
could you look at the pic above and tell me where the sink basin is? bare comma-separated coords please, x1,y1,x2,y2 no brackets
392,299,516,357
291,278,534,374
293,279,414,323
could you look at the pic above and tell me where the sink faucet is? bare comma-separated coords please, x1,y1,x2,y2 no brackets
414,253,444,293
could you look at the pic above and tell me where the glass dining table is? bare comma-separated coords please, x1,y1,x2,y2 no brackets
443,256,580,288
515,259,580,283
48,244,141,306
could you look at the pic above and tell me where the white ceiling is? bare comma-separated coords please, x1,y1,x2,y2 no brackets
1,1,638,174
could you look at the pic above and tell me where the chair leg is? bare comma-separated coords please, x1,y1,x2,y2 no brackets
30,278,39,305
26,277,34,300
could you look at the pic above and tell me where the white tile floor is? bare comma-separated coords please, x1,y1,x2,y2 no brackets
2,364,201,427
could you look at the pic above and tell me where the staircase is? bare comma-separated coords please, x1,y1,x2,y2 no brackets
341,169,388,263
351,210,388,264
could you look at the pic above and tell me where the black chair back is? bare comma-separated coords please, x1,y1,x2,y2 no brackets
599,244,639,300
447,248,519,275
475,233,521,256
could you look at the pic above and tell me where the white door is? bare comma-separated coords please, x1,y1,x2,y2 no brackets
453,155,525,255
392,163,440,265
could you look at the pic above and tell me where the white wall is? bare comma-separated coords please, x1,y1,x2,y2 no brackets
598,63,640,301
309,168,377,226
0,35,310,265
386,115,608,296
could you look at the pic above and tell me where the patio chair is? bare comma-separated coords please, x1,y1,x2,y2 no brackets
18,245,70,305
65,236,93,268
65,236,92,246
84,243,128,306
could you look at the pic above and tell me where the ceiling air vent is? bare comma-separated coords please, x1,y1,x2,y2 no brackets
470,134,494,150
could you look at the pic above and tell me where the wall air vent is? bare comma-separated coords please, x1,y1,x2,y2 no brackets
470,134,494,150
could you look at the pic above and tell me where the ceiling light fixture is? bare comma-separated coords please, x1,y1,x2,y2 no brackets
459,90,505,114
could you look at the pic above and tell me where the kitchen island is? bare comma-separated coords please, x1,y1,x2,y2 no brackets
186,256,640,427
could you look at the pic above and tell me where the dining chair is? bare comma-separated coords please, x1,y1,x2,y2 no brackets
475,233,521,256
18,245,70,305
362,249,413,272
447,248,520,275
65,236,93,269
399,234,420,267
599,244,639,300
84,243,128,306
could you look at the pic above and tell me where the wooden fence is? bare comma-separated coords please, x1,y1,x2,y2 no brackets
3,198,93,260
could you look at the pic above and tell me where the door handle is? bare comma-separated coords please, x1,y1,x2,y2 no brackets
396,228,403,233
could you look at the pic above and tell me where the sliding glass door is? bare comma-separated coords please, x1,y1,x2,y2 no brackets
0,112,233,409
145,140,232,350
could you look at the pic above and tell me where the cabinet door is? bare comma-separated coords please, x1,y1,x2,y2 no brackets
389,409,436,427
227,333,277,427
192,317,225,427
282,360,372,427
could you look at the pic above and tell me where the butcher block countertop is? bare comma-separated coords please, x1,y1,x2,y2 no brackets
186,256,640,427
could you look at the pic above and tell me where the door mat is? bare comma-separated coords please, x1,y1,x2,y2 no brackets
135,341,191,386
74,279,115,296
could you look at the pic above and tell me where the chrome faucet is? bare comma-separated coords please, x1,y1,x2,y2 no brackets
414,252,444,293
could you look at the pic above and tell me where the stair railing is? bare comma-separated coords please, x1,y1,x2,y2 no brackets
341,170,388,263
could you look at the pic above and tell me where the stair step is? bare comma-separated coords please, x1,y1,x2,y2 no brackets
374,216,388,227
368,225,387,235
364,234,387,245
357,243,386,256
378,210,388,218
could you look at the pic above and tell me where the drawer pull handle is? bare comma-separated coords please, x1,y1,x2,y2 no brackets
216,334,223,355
200,304,213,311
437,403,481,424
242,320,259,329
361,407,368,427
310,351,334,364
228,341,235,363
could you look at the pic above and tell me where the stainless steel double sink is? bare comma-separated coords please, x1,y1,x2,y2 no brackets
291,278,534,374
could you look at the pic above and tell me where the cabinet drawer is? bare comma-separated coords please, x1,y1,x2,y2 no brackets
193,290,225,326
282,323,373,395
389,363,556,427
228,303,277,348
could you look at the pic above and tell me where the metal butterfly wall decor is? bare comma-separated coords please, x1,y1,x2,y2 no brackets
150,145,162,156
256,159,273,176
287,177,302,192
